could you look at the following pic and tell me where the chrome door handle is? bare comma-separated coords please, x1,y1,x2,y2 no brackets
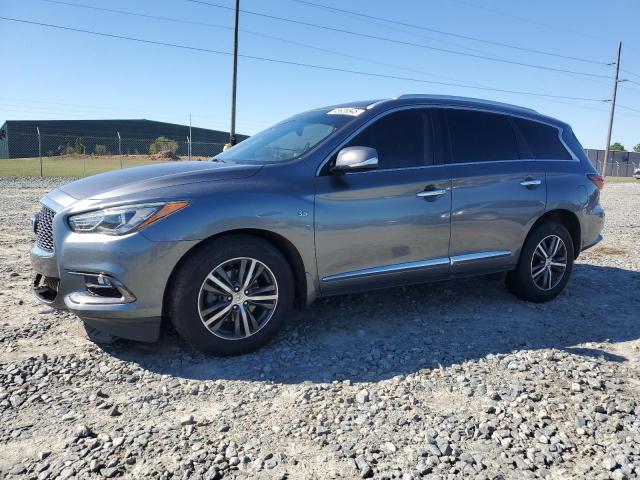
416,189,447,199
520,179,542,188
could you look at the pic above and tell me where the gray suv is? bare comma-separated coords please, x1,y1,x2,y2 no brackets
30,95,605,355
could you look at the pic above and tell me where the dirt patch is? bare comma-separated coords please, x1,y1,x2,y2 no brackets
150,150,180,161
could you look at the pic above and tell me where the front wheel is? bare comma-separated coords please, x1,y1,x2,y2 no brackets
506,222,574,303
168,235,294,355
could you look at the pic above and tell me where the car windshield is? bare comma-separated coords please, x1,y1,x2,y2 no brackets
213,108,362,164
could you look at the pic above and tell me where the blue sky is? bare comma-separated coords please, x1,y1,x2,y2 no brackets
1,0,640,149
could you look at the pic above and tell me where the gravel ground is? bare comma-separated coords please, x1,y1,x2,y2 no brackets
0,177,639,480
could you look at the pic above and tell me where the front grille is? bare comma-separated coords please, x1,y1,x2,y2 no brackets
35,205,56,252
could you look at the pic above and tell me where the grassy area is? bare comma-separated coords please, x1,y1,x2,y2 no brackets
0,155,206,177
604,176,639,184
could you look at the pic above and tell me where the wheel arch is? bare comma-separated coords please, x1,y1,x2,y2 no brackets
162,229,309,322
527,209,581,259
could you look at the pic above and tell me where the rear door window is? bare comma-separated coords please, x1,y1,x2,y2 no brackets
445,109,520,163
513,118,573,160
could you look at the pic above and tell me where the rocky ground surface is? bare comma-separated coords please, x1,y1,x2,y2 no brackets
0,176,638,480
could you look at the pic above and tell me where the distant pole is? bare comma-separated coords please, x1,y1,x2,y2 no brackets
602,41,622,178
36,127,42,177
189,114,192,161
229,0,240,146
117,131,122,168
187,136,191,161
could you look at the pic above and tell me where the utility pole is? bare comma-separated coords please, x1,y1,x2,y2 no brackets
602,41,622,178
117,131,122,169
188,114,192,161
36,127,42,177
229,0,240,147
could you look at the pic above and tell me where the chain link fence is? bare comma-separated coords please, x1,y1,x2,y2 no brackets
0,131,227,177
3,131,640,178
585,149,640,177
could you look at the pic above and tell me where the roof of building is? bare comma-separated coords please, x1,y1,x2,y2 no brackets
0,119,246,141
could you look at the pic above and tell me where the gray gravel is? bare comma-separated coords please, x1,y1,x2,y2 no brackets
0,176,639,479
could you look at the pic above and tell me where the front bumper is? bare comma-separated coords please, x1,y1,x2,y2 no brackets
30,208,198,342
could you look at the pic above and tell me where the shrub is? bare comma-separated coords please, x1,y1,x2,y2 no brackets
94,144,108,155
149,136,178,155
58,143,74,155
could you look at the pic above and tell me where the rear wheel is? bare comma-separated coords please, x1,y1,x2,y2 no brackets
506,222,574,303
168,235,294,355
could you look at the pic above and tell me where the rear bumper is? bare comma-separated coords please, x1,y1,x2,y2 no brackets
581,234,603,252
579,201,605,255
30,217,198,342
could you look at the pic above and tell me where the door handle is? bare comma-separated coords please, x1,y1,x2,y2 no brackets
416,188,447,199
520,179,542,188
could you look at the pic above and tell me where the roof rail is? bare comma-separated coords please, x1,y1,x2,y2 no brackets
395,94,539,114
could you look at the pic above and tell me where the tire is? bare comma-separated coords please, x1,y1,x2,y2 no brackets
168,234,294,355
505,221,574,303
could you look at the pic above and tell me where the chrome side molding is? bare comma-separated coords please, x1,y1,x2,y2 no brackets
322,257,449,282
322,250,512,282
450,250,512,264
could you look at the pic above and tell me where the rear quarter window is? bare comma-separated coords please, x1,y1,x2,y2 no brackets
513,118,573,160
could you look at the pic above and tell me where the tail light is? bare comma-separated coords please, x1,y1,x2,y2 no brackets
587,173,604,190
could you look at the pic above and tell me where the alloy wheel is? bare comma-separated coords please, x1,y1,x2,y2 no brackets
530,235,567,291
197,257,278,340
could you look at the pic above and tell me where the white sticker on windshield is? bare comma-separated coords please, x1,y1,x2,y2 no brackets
327,107,365,116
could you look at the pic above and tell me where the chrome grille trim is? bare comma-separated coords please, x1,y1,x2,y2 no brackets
35,205,56,252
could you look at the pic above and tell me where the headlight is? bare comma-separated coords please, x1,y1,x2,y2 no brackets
68,201,189,235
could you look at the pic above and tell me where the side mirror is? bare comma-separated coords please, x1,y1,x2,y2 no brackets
332,146,378,173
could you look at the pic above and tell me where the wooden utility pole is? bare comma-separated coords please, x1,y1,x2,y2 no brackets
602,41,622,178
229,0,240,147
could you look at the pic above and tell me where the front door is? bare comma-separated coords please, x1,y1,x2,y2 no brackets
314,108,452,295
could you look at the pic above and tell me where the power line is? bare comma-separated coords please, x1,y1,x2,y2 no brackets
184,0,611,79
622,69,640,79
0,16,609,104
617,104,640,114
289,0,607,66
36,0,614,89
32,0,487,87
445,0,609,44
38,0,229,30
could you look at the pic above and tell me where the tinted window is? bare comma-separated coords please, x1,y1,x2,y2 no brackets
445,109,519,163
345,109,431,169
514,118,573,160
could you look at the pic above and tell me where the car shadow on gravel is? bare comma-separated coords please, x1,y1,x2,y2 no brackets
100,263,640,384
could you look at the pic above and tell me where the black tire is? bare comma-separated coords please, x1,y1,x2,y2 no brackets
168,234,294,355
505,221,574,303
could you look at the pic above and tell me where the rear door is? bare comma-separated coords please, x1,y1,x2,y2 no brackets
443,108,546,275
314,108,452,295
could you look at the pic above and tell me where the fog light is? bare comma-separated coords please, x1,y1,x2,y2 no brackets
69,272,136,303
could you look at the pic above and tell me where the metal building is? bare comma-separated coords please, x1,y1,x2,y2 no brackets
0,119,247,159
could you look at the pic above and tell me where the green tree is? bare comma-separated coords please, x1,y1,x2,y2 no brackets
609,142,625,152
633,144,640,153
74,137,86,154
149,136,178,155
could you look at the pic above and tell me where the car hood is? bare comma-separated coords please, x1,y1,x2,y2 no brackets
58,161,261,201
